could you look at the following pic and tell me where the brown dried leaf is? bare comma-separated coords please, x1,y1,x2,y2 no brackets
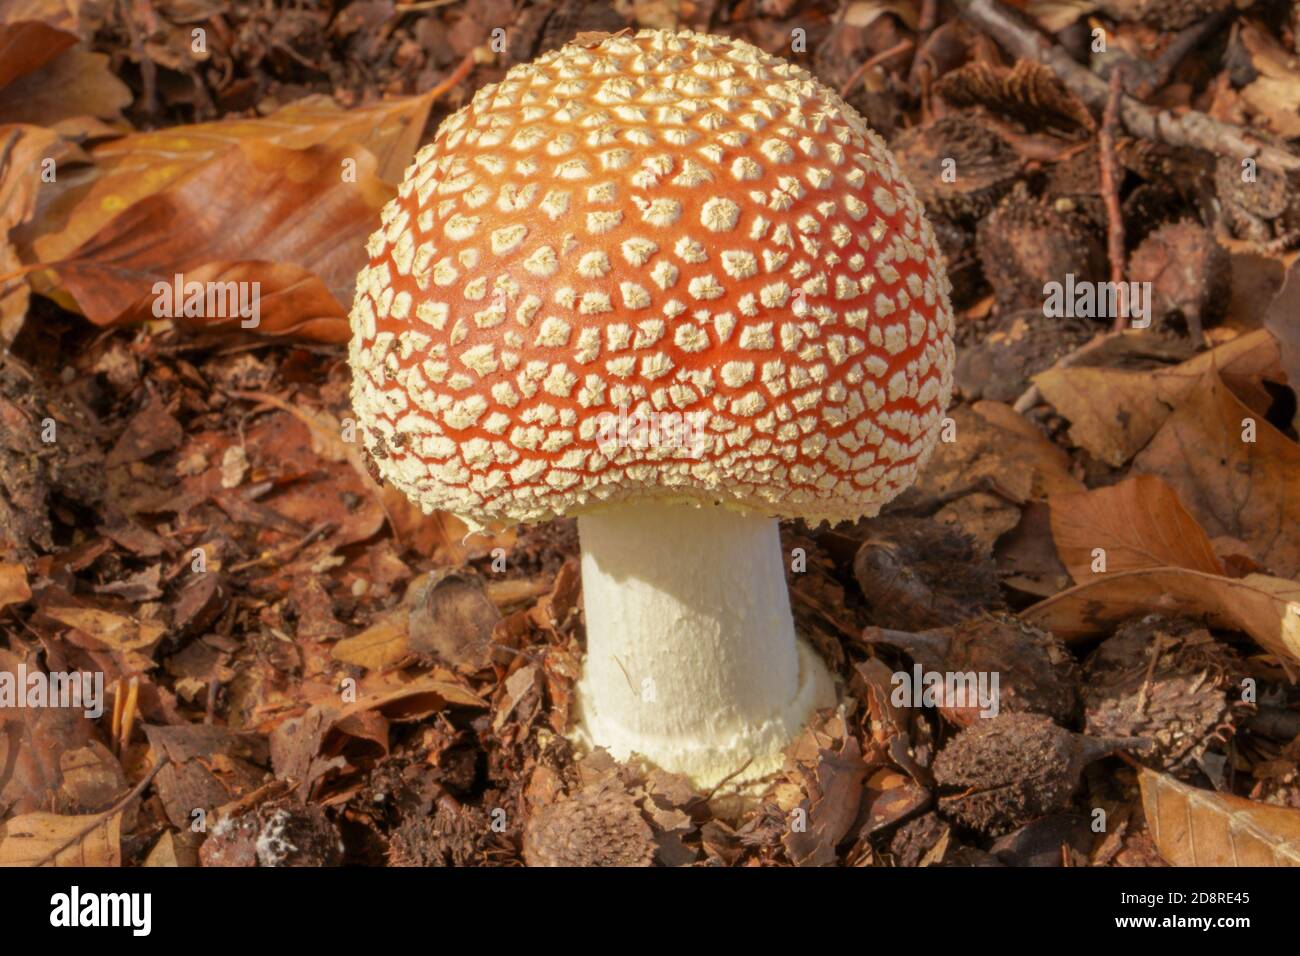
0,810,121,866
1033,366,1169,467
105,390,183,466
921,401,1081,503
0,2,82,88
1238,22,1300,139
1025,0,1099,32
1048,475,1223,581
1,124,59,342
49,139,390,342
331,613,411,671
783,735,867,867
1034,329,1285,467
910,401,1083,551
143,830,199,867
0,648,98,815
31,90,440,267
1133,368,1300,578
0,49,130,125
1023,569,1300,671
350,672,487,717
57,743,127,812
1140,767,1300,866
0,561,30,608
42,605,165,654
1261,260,1300,424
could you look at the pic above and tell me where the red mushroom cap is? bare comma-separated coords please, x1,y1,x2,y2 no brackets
349,29,955,528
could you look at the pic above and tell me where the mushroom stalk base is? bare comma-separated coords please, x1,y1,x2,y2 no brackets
572,501,836,790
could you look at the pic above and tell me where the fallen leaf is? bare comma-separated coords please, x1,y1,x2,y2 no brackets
0,49,131,126
49,139,390,341
0,561,31,609
143,830,198,867
349,672,487,717
1033,365,1170,466
972,401,1083,497
0,648,99,814
1026,0,1099,32
105,391,183,466
1023,568,1300,672
1238,22,1300,138
42,606,166,654
1048,475,1223,581
1034,329,1283,466
844,1,921,29
57,743,127,811
269,672,484,797
783,736,868,867
0,124,60,342
912,401,1082,550
31,89,440,269
331,612,411,671
0,2,82,88
1133,368,1300,578
1140,767,1300,866
1262,259,1300,425
0,810,121,866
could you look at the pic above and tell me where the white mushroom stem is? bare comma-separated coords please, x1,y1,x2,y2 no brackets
573,501,836,789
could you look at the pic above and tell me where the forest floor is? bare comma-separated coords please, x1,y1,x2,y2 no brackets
1,0,1299,867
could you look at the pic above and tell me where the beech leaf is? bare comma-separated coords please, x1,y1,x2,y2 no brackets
1140,767,1300,866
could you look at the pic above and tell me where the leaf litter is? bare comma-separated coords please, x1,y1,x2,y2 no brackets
0,0,1299,869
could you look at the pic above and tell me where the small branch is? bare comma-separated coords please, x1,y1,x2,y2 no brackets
839,39,915,100
1099,67,1128,333
1138,9,1232,96
118,0,158,121
427,50,476,100
30,756,170,866
951,0,1300,172
907,0,940,90
396,0,463,10
1012,331,1117,413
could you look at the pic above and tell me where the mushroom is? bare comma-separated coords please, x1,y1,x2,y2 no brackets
348,29,956,789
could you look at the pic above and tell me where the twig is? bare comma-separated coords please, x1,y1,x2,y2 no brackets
701,758,755,801
396,0,463,10
907,0,940,90
838,39,915,100
1134,634,1167,716
427,50,476,100
1137,9,1232,97
225,519,336,573
0,260,49,288
29,756,170,866
951,0,1300,172
1012,330,1117,413
1099,66,1128,333
118,0,158,121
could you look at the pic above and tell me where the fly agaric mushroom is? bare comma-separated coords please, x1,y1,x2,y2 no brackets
348,29,955,789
